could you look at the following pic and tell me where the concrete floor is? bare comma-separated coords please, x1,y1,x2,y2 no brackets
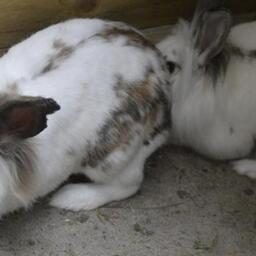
0,145,256,256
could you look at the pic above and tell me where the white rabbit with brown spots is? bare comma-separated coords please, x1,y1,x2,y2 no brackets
0,18,172,217
158,0,256,178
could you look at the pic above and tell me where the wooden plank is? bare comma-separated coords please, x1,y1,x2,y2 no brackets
0,0,254,49
0,0,176,32
0,31,33,49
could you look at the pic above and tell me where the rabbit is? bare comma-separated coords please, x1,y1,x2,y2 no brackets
0,18,172,217
157,0,256,178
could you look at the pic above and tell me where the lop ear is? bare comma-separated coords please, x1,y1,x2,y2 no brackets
0,97,60,139
194,10,232,65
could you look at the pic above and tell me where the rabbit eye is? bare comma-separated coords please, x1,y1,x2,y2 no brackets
166,61,176,74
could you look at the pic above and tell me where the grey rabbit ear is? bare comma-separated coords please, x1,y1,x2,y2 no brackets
192,0,224,28
194,10,232,65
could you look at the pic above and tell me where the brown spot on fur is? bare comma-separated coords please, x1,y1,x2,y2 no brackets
81,115,133,168
97,26,155,50
52,39,67,50
81,69,171,169
229,126,234,135
40,40,75,75
127,80,153,104
171,49,177,57
66,148,76,156
41,62,55,74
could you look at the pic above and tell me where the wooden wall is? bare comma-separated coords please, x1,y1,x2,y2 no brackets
0,0,255,51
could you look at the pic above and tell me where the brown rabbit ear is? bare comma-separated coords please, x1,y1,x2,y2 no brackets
194,10,232,64
0,97,60,139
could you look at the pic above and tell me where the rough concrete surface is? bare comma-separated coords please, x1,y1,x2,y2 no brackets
0,145,255,256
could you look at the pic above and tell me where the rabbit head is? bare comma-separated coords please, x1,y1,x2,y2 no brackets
0,96,59,212
158,0,233,104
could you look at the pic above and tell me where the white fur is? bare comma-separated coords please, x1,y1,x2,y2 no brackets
232,159,256,179
228,21,256,50
158,19,256,178
0,18,171,216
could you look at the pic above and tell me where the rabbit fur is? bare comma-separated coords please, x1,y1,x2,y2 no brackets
0,18,172,217
157,0,256,178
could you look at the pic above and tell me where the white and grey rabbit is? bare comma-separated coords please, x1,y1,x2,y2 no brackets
158,0,256,178
0,18,172,217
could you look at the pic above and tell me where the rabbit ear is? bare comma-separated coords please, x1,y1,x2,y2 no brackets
194,10,232,64
0,97,60,139
192,0,224,28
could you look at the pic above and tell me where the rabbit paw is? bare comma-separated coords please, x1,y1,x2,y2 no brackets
232,159,256,179
50,184,105,211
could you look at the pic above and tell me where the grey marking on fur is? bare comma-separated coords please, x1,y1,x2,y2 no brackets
66,148,76,156
143,140,150,145
226,44,256,59
229,126,234,135
95,26,156,51
205,43,256,84
205,50,230,84
81,68,171,169
38,40,75,76
52,39,67,50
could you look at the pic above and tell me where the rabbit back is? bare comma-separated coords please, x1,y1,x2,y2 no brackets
0,18,171,205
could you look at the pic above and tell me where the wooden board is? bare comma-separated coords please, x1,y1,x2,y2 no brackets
0,0,255,50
